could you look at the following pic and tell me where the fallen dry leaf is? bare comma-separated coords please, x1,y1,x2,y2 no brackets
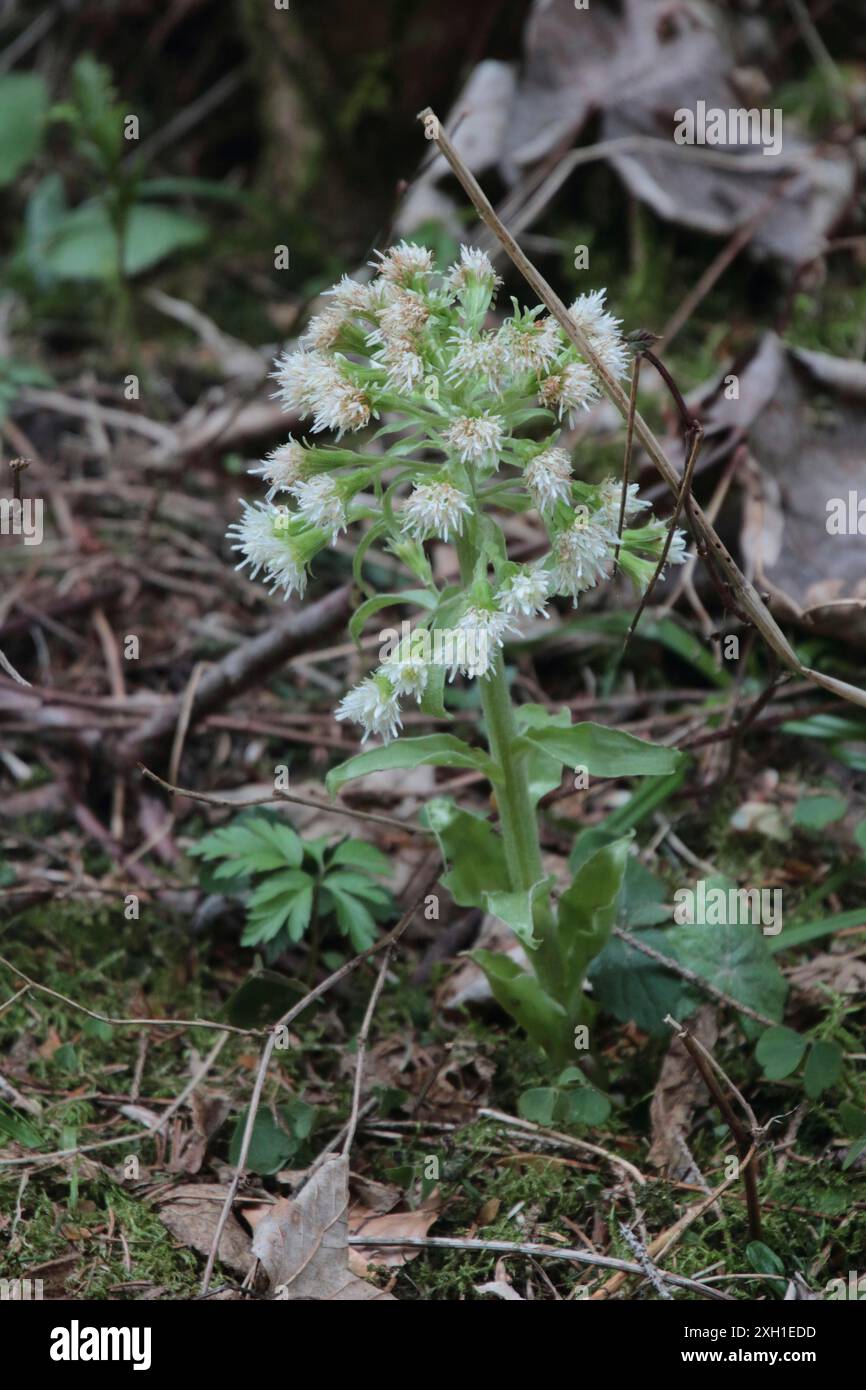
156,1184,252,1275
251,1154,396,1300
649,1005,718,1178
348,1193,439,1273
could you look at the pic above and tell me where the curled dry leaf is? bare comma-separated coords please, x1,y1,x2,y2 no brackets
251,1154,396,1300
348,1193,440,1273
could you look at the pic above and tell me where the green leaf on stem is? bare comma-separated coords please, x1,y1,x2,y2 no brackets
422,797,509,908
326,735,492,797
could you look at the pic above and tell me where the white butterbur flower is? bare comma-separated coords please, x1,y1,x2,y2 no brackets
401,481,472,543
273,351,371,438
249,440,307,500
445,244,501,296
271,349,331,414
372,240,434,285
443,412,504,467
300,306,351,351
335,675,402,744
666,528,689,567
551,512,616,605
567,289,629,380
454,605,517,680
500,315,561,376
538,360,598,422
597,479,650,527
309,366,372,438
380,640,429,702
446,329,509,391
323,274,372,313
524,447,573,514
227,500,307,599
289,475,347,540
497,566,551,619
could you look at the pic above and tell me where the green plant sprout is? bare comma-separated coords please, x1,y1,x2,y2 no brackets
189,812,395,960
228,241,687,1069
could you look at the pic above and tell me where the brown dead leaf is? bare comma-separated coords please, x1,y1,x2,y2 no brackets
787,951,866,1004
155,1183,252,1275
251,1154,396,1300
649,1005,718,1178
347,1192,440,1272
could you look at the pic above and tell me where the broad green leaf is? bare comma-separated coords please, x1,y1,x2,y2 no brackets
556,836,631,1011
855,819,866,855
669,921,787,1029
422,797,509,908
793,794,847,829
522,718,681,779
326,735,491,797
329,840,393,876
224,972,305,1028
472,950,568,1057
588,930,698,1036
518,1087,558,1124
839,1102,866,1138
557,1087,611,1126
803,1039,843,1099
746,1242,786,1278
0,74,48,184
42,202,206,280
756,1026,808,1080
484,878,554,951
843,1136,866,1171
229,1107,298,1175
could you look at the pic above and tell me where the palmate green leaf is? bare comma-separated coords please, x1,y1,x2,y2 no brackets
322,870,391,906
793,794,848,830
756,1026,808,1080
189,817,303,880
326,735,493,797
329,886,378,951
422,797,509,908
472,950,568,1056
520,715,682,779
555,836,631,1013
329,840,393,876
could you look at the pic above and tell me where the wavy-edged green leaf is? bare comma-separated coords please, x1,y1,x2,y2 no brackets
421,797,509,908
556,835,631,1012
472,950,568,1056
522,717,682,779
484,878,554,951
515,704,572,807
326,735,491,797
669,921,787,1030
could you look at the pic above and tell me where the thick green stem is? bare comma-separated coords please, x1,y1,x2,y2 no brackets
456,535,563,998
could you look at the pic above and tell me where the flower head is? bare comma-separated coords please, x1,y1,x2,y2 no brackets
566,290,629,380
226,501,308,599
289,474,347,540
551,510,616,605
596,478,651,527
524,447,573,514
453,604,517,679
443,412,504,467
371,240,434,286
380,639,429,702
496,565,551,619
500,313,560,376
249,440,307,501
444,244,501,298
445,329,509,392
538,360,598,422
401,481,472,543
335,674,402,744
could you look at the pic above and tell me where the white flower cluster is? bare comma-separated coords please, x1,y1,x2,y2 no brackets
229,242,686,742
